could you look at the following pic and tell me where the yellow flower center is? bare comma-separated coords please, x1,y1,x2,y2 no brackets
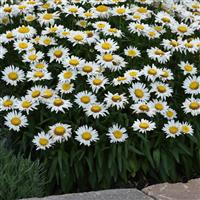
11,117,21,126
54,50,63,58
170,40,179,47
6,32,14,39
139,104,149,111
111,95,122,102
148,69,157,75
69,59,79,66
18,5,27,10
189,81,199,90
148,31,156,37
157,85,167,93
32,90,40,98
166,110,174,118
50,27,58,32
62,83,71,91
129,71,138,77
73,34,84,41
127,49,137,57
39,138,49,146
178,25,188,33
8,72,18,80
134,89,144,98
82,132,92,140
97,23,106,29
181,126,190,134
18,26,30,34
43,38,52,45
184,64,193,72
185,42,193,48
137,7,147,13
35,63,45,69
93,79,102,85
28,54,37,61
154,49,165,56
135,24,144,30
113,130,123,139
161,17,171,23
108,28,117,33
102,42,112,50
54,98,64,106
19,42,28,49
61,72,71,81
4,7,12,12
42,3,50,9
34,71,44,78
161,71,169,78
96,5,108,12
169,126,178,134
117,76,126,81
139,122,149,129
3,100,13,107
155,103,164,111
22,101,31,108
103,54,113,62
189,102,200,110
42,90,53,98
69,7,78,13
83,65,93,73
43,13,53,20
116,8,125,14
80,96,90,104
54,126,66,136
91,105,102,113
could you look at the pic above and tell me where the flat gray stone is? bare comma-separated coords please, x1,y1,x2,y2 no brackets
22,189,153,200
142,178,200,200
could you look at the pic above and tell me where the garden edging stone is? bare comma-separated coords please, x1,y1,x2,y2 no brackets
22,189,153,200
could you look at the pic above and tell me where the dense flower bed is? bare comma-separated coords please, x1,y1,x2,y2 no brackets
0,0,199,194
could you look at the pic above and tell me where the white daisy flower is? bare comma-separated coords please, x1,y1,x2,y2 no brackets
4,111,28,132
0,45,8,59
124,46,141,58
163,120,181,138
87,75,109,93
104,92,128,109
26,85,44,101
22,50,44,63
182,76,200,95
151,82,173,100
159,68,174,82
0,96,17,111
16,96,38,114
32,131,54,150
56,81,74,94
26,70,52,82
78,61,100,76
142,64,160,82
47,46,69,63
2,65,25,86
63,56,84,70
75,125,99,146
182,97,200,116
162,108,177,120
13,25,36,39
67,31,87,46
124,69,141,81
45,97,72,113
38,11,60,26
75,91,97,108
13,39,33,52
107,124,128,143
132,119,156,133
151,99,169,114
103,27,123,38
147,47,171,64
92,21,111,31
48,123,72,143
178,61,197,75
95,38,119,53
58,69,77,82
171,23,194,36
180,122,194,135
131,102,156,117
112,75,132,86
128,82,150,102
84,103,108,119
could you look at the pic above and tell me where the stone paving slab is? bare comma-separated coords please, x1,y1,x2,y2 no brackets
22,189,153,200
142,178,200,200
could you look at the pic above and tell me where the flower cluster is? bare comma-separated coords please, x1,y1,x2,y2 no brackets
0,0,199,150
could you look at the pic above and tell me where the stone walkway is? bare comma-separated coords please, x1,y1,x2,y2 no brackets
23,178,200,200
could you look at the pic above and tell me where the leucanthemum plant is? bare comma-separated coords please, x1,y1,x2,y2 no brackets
0,0,200,194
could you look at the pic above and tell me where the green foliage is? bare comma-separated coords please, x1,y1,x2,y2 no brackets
0,144,46,200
